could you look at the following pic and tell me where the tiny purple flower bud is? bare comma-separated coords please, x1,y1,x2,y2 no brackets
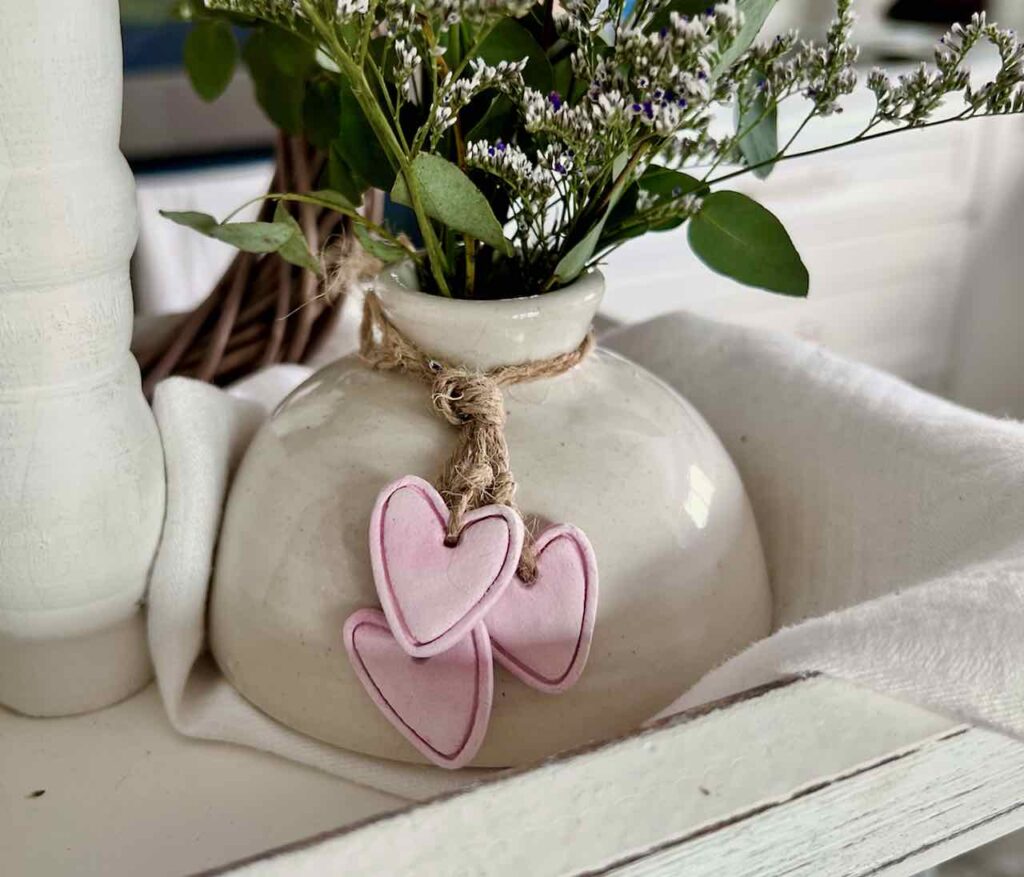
632,102,642,113
643,101,654,118
548,91,563,110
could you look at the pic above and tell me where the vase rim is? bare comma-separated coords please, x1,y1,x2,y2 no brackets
374,264,605,305
371,267,604,370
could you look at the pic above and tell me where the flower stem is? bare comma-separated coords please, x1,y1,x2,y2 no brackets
709,109,990,187
302,1,452,296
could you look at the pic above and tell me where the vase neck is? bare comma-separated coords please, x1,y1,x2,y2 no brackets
372,270,604,371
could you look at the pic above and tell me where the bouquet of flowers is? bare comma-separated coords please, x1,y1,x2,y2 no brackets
166,0,1024,300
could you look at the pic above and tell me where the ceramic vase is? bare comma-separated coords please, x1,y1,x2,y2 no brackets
211,269,771,767
0,1,165,715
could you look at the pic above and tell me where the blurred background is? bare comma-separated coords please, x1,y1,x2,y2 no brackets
119,2,1023,872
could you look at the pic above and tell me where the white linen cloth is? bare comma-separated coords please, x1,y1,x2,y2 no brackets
147,311,1024,803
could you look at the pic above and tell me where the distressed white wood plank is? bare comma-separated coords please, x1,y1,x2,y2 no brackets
873,807,1024,877
216,677,1017,877
610,728,1024,876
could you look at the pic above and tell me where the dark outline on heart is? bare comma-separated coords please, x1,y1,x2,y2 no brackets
343,608,493,770
487,524,599,694
369,475,524,658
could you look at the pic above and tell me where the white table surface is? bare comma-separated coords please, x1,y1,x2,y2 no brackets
0,684,404,876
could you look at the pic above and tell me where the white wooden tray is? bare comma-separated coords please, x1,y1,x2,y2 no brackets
5,675,1023,876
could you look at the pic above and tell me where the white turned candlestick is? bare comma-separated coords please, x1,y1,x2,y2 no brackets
0,1,165,714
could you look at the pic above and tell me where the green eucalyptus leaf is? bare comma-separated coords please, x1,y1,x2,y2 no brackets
716,0,779,74
159,210,218,234
303,80,341,150
209,220,294,253
243,29,306,133
263,24,315,76
183,20,238,102
160,208,294,254
391,153,511,255
273,203,321,272
601,166,706,246
352,224,409,264
639,165,706,199
475,19,552,92
465,95,514,142
688,191,808,295
554,224,604,285
337,79,396,191
736,78,779,179
552,56,574,99
328,142,368,205
302,189,357,212
554,153,633,284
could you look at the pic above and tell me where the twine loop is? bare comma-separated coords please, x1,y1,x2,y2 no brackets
360,289,594,581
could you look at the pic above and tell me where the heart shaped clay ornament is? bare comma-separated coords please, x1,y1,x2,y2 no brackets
486,524,598,694
369,475,524,658
343,608,493,769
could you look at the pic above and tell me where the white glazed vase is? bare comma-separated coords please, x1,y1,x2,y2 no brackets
211,269,771,767
0,1,165,715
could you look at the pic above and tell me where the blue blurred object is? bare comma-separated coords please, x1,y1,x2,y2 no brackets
122,22,191,72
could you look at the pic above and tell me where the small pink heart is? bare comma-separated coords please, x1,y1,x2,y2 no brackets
343,608,493,770
369,475,524,658
486,525,598,694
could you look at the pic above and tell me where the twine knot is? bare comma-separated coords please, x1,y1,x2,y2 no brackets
432,371,507,428
360,289,594,582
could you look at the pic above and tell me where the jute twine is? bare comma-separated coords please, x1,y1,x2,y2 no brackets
359,290,595,582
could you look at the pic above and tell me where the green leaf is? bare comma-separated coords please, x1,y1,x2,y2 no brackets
328,142,368,205
160,208,294,254
639,166,706,199
554,153,633,285
209,221,294,253
352,224,409,264
273,203,320,272
263,24,315,77
301,189,357,212
736,78,779,179
391,153,511,255
337,79,396,191
716,0,779,75
183,20,238,102
242,28,306,133
475,19,552,92
465,95,514,143
688,191,808,296
601,166,706,247
303,80,341,150
159,210,218,235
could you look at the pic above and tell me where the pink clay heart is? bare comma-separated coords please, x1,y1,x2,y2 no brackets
486,524,598,694
343,608,493,770
369,475,524,658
